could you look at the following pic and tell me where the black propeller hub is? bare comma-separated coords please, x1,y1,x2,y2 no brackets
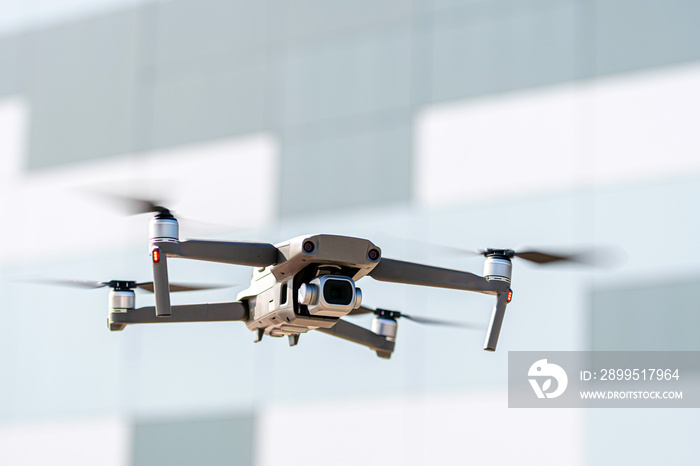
481,248,515,259
106,280,138,291
153,207,174,218
374,308,401,319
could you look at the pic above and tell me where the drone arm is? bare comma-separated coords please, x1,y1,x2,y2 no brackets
316,319,396,359
150,239,278,317
369,258,507,294
157,240,278,267
483,291,510,352
109,301,248,329
370,257,513,352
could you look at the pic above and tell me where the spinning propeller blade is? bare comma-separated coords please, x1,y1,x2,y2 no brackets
376,234,614,266
24,278,230,293
511,250,582,264
120,197,172,216
29,278,110,289
476,247,612,266
349,306,479,329
474,247,588,265
92,192,174,216
399,314,480,329
135,281,231,293
89,191,236,233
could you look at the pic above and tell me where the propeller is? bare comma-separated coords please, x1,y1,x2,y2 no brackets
402,244,595,265
474,248,592,265
373,234,613,267
89,191,238,234
23,278,230,293
94,193,176,217
349,306,480,329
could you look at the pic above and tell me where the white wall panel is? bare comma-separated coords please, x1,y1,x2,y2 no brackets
0,112,279,266
256,391,584,466
415,84,578,207
415,62,700,207
0,417,130,466
0,98,27,189
590,64,700,185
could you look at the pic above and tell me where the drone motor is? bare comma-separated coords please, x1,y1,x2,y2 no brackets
371,310,398,342
109,288,135,311
108,288,134,331
149,212,179,243
482,251,513,283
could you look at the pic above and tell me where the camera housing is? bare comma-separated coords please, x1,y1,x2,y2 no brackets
298,275,362,317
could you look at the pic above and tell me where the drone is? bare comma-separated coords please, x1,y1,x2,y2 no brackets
45,201,590,359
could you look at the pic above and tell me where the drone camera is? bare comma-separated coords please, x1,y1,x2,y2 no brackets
323,279,353,305
298,275,362,317
302,240,315,253
367,248,380,261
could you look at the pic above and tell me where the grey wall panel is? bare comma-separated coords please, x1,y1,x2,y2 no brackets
152,0,267,66
280,109,411,216
430,0,577,16
131,414,254,466
281,23,413,126
430,4,578,103
0,35,21,96
14,0,700,215
591,279,700,351
408,20,434,107
146,51,267,150
595,0,700,76
277,0,413,40
588,275,700,462
23,11,139,170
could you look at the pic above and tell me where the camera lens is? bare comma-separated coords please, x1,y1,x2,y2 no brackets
303,241,315,253
368,249,380,261
323,279,353,305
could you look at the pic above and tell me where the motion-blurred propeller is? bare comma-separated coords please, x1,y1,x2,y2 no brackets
92,193,175,217
349,306,480,329
87,191,238,235
475,247,596,265
373,233,618,267
22,278,230,293
377,233,619,267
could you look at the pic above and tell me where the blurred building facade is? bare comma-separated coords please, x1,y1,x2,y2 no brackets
1,0,700,465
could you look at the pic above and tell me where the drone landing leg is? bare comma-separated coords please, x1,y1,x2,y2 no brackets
483,291,510,351
152,247,172,317
317,319,395,359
